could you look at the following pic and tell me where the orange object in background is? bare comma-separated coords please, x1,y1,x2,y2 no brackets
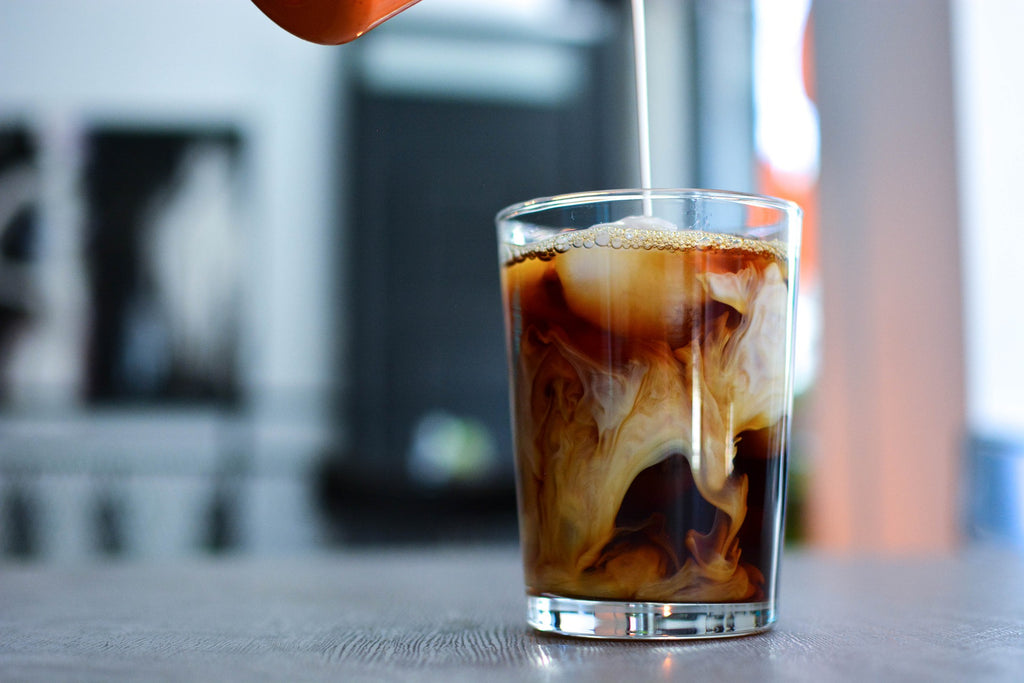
251,0,422,44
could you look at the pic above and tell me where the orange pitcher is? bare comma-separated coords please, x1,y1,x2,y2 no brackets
251,0,423,45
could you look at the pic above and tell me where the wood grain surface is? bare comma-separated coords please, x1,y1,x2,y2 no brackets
2,546,1024,681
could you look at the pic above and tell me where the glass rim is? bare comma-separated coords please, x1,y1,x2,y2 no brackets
495,187,802,224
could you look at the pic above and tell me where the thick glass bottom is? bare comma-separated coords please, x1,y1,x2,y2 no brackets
526,594,775,640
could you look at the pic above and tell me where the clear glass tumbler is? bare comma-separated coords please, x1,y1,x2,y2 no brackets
497,189,801,639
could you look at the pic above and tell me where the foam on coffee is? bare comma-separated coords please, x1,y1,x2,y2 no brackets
504,216,788,266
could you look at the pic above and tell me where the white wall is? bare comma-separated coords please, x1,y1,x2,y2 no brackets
0,0,344,420
952,0,1024,440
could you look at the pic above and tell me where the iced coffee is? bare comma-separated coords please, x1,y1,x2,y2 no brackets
497,190,800,638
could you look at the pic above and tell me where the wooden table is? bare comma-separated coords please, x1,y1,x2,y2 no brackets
2,545,1024,681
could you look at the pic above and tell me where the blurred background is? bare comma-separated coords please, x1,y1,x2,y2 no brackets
0,0,1020,562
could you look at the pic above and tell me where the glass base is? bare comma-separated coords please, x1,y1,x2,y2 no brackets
526,594,775,640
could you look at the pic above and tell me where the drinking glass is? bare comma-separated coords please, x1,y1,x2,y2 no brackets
497,189,801,639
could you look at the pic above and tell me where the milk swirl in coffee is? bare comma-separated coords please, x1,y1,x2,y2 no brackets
501,217,790,602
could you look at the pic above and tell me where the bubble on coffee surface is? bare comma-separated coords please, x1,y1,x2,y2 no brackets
504,217,790,603
505,216,787,265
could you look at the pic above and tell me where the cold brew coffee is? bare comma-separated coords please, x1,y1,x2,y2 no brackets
497,191,800,638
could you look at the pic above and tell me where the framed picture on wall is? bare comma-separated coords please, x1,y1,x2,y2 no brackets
81,127,245,405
